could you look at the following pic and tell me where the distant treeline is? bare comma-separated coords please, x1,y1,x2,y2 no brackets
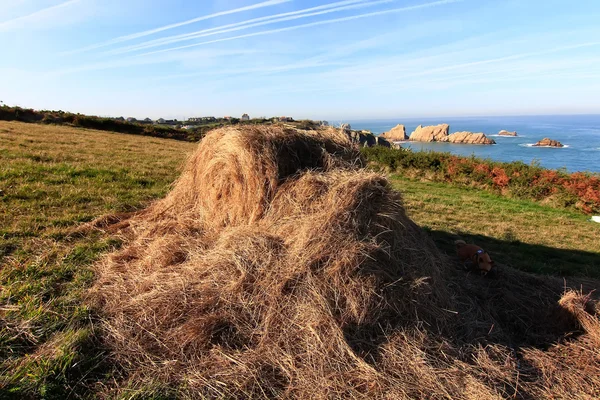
362,146,600,214
0,106,321,142
0,106,210,141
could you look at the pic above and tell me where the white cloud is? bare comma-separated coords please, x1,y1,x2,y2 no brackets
0,0,81,32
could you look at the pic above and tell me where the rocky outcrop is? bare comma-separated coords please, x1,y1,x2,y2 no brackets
533,138,564,147
344,130,400,149
375,136,392,148
408,125,495,144
380,124,407,141
346,130,375,147
499,130,518,136
440,131,496,145
409,124,449,142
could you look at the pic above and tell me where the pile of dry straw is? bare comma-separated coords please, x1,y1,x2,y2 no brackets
90,126,600,399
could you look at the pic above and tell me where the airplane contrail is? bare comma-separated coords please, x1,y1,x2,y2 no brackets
140,0,463,56
65,0,291,54
0,0,81,32
107,0,389,55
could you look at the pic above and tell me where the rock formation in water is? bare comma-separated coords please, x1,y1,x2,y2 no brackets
441,131,496,145
533,138,564,147
380,124,408,141
409,124,450,142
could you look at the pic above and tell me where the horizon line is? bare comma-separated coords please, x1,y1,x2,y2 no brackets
2,102,599,121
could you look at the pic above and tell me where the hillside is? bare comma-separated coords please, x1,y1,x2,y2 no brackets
1,121,599,398
0,121,196,397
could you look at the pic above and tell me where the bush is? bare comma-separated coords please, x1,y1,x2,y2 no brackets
0,106,203,142
361,146,600,214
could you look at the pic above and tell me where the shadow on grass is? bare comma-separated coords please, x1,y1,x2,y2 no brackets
424,228,600,349
425,228,600,280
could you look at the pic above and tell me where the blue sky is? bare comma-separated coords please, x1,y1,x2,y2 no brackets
1,0,599,120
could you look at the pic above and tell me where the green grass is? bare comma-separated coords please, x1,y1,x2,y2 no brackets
390,176,600,277
0,121,598,398
0,121,195,398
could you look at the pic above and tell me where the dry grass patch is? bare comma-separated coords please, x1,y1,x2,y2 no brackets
89,125,600,399
2,121,599,399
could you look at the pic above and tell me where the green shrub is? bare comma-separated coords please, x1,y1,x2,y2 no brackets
0,106,205,142
361,146,600,214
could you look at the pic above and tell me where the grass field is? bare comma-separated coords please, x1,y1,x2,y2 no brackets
391,177,600,278
0,121,195,398
1,121,599,398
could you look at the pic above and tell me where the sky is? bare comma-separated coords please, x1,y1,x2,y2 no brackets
1,0,599,120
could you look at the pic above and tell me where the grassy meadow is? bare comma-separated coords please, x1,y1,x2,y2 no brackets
1,121,599,398
391,177,599,277
0,121,195,397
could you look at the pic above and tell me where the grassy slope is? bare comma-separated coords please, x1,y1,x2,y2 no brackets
390,176,600,277
0,121,195,398
0,121,598,398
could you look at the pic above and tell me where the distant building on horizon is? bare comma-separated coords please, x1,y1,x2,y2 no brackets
241,113,250,121
279,116,293,122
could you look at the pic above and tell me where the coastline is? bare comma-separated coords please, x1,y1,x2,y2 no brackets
348,115,600,173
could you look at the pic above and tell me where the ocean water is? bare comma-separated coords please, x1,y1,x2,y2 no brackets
347,115,600,173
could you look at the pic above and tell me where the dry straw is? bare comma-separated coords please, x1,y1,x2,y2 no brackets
89,125,600,399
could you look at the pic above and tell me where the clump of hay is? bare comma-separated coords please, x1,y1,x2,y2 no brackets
90,125,600,399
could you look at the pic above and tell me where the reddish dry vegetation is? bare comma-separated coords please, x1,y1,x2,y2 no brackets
88,126,600,399
362,146,600,214
446,156,600,213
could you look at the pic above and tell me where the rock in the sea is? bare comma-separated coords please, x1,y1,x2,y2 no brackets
533,138,564,147
380,124,407,141
441,131,496,145
499,130,518,136
409,124,449,142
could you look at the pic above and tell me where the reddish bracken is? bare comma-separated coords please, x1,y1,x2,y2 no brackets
491,167,510,188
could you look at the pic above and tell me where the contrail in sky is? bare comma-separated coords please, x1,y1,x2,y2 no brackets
140,0,463,56
106,0,389,55
65,0,291,54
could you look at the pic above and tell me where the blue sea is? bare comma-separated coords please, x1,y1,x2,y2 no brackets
347,115,600,173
